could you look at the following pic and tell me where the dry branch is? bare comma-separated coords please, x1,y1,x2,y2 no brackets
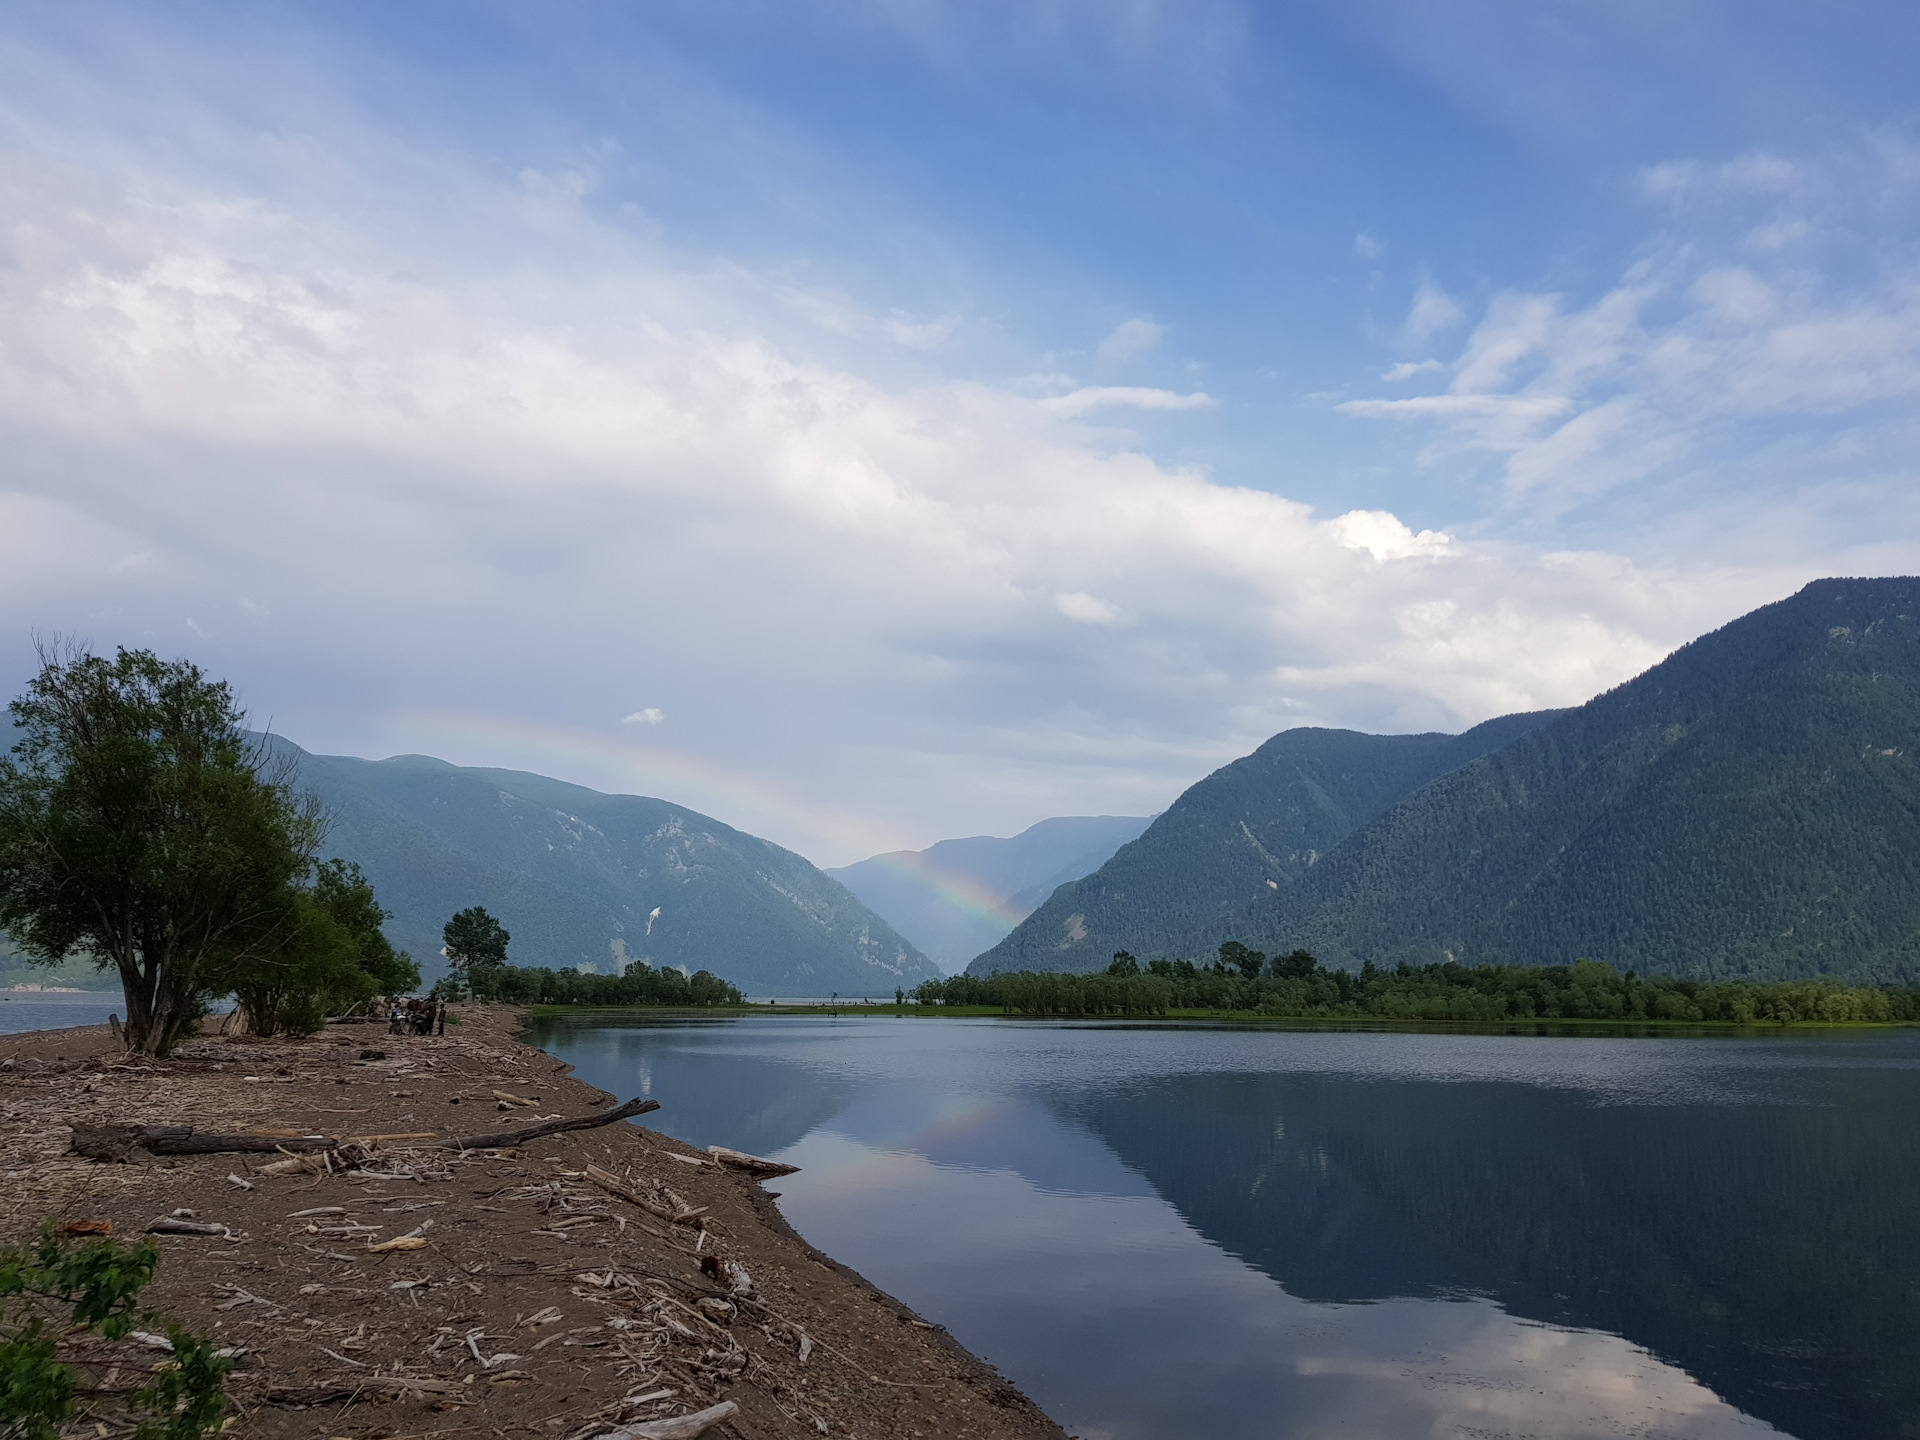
582,1164,704,1226
705,1145,800,1177
446,1097,658,1151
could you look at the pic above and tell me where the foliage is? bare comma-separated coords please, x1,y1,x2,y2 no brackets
0,645,324,1054
919,945,1920,1023
0,1223,229,1440
469,960,742,1007
314,860,419,995
237,859,421,1035
442,906,509,972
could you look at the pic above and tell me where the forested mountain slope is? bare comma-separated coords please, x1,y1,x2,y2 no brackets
969,711,1563,975
829,815,1153,972
274,741,937,994
1229,577,1920,981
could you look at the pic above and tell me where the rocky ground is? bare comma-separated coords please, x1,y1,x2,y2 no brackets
0,1007,1067,1440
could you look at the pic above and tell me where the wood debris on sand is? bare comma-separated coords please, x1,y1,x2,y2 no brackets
0,1007,1064,1440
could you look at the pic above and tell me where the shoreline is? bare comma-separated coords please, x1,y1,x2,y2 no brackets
0,1008,1066,1440
525,1001,1917,1034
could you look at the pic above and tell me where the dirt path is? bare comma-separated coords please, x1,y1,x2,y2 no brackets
0,1008,1067,1440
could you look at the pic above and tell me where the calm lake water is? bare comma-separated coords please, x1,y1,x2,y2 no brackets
0,990,122,1035
525,1015,1920,1440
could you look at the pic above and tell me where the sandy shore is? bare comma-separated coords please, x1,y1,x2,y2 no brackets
0,1006,1066,1440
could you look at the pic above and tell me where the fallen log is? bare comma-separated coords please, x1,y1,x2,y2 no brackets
444,1096,658,1151
145,1217,234,1238
71,1124,333,1163
596,1400,739,1440
73,1098,657,1163
706,1144,800,1177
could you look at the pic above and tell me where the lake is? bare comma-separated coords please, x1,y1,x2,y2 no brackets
0,990,123,1036
525,1014,1920,1440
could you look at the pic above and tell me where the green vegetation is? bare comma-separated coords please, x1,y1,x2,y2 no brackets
921,946,1920,1024
232,860,420,1036
0,1222,229,1440
979,579,1920,986
0,647,415,1051
469,960,742,1007
442,905,510,974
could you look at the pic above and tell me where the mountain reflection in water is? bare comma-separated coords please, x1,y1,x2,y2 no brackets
528,1016,1920,1440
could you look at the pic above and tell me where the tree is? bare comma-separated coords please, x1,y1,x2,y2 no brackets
223,864,416,1037
442,906,509,975
0,645,323,1055
313,860,419,996
1107,950,1140,976
1220,941,1266,979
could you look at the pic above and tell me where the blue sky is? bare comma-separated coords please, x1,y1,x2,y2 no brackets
4,2,1920,863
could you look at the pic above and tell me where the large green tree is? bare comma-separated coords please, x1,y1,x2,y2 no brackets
0,645,323,1055
442,906,509,975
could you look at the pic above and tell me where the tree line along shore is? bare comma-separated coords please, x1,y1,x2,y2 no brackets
909,947,1920,1024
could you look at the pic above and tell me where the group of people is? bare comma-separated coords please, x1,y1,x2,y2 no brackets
388,996,446,1036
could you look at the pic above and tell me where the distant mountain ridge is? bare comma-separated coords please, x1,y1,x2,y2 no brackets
273,740,938,994
971,712,1563,974
975,577,1920,984
829,815,1154,972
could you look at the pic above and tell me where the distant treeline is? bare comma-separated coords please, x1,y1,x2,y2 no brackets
913,944,1920,1024
467,961,742,1008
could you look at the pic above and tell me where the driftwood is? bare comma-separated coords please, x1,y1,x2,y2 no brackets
71,1124,332,1162
72,1098,656,1163
596,1400,739,1440
706,1144,800,1177
145,1217,235,1238
583,1163,704,1226
444,1096,657,1151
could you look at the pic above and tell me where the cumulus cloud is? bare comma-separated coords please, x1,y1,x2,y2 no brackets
0,115,1789,865
622,708,665,725
1039,385,1216,417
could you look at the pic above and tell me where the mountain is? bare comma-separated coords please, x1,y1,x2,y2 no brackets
828,815,1154,972
1232,577,1920,981
272,739,939,995
978,577,1920,985
969,712,1563,975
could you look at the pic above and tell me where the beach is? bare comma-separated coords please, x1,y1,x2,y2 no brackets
0,1006,1065,1440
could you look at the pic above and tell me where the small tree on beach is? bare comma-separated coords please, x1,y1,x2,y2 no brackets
0,644,324,1055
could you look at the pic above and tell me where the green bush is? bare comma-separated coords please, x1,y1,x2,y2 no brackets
0,1223,230,1440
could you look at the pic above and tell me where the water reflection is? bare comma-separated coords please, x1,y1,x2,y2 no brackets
529,1015,1920,1440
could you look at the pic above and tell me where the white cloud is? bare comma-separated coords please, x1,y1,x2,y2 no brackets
1354,232,1385,260
1055,592,1126,626
1339,139,1920,517
1381,359,1444,381
1402,278,1465,346
1095,317,1164,368
0,114,1806,866
1323,510,1453,561
622,708,665,726
1039,385,1216,417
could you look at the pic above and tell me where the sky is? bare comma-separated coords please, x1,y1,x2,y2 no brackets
4,1,1920,867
